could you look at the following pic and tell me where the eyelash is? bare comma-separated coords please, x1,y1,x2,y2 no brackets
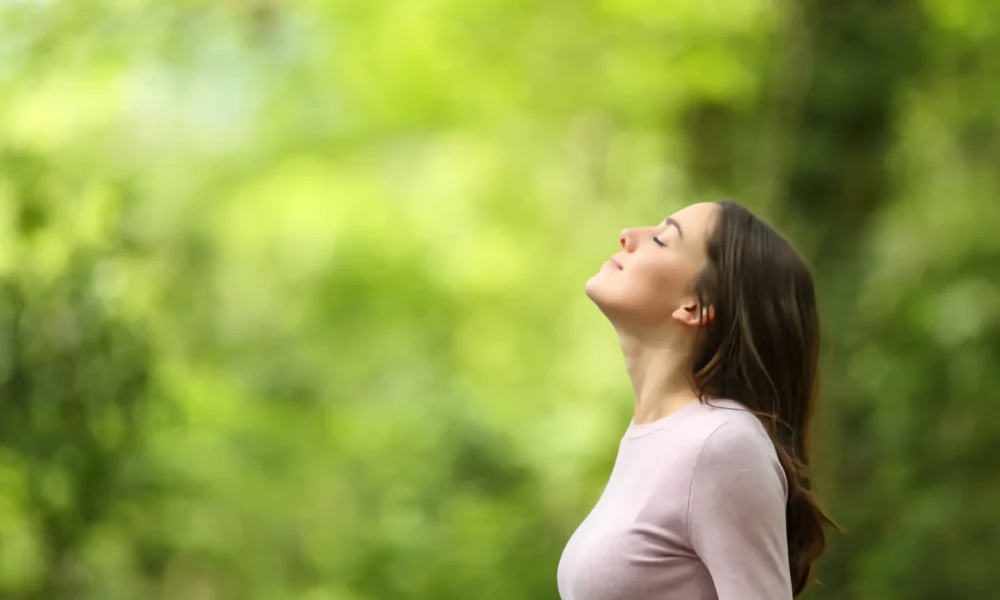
652,235,666,247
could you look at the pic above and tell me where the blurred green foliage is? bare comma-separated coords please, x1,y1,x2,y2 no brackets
1,1,998,599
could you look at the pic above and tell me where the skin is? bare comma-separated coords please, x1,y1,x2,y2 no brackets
584,202,720,425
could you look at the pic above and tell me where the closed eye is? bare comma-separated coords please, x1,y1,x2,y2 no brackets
652,235,666,247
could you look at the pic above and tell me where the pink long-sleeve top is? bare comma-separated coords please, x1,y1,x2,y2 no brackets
557,398,793,600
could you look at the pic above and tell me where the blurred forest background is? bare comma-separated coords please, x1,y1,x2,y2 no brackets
0,0,998,599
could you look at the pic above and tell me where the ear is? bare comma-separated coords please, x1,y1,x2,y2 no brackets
671,299,715,328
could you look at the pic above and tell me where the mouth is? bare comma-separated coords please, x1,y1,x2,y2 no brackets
608,258,623,270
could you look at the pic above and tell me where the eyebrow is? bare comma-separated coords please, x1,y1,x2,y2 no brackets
664,217,683,238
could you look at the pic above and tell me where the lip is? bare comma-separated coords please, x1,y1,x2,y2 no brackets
608,257,624,270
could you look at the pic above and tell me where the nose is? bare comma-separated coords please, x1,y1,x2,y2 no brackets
620,229,637,252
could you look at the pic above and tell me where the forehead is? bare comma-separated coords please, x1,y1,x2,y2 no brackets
667,202,718,246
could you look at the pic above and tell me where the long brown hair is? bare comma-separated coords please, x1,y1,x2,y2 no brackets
691,200,837,596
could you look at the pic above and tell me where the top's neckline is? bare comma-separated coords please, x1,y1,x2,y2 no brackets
624,400,704,439
623,397,745,440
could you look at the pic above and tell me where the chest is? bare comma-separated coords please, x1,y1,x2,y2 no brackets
557,445,712,600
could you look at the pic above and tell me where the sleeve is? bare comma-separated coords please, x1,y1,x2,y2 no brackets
686,422,793,600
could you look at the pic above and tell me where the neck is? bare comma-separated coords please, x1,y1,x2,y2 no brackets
617,326,700,425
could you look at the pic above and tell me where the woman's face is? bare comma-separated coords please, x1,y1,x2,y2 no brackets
585,202,718,328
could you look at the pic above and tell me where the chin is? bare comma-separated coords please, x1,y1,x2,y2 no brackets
585,272,607,302
585,273,621,314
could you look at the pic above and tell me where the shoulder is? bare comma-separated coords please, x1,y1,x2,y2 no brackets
685,400,786,494
688,398,774,444
642,399,773,457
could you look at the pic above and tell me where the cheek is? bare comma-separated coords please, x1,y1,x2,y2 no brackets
585,255,700,320
633,256,697,301
599,261,685,319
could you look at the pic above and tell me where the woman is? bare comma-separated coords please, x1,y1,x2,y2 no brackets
557,201,836,600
